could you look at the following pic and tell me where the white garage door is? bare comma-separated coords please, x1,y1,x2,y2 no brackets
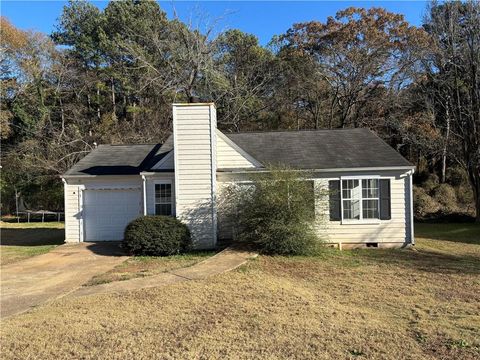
84,189,142,241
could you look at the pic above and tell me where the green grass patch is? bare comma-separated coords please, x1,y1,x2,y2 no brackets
0,221,65,229
1,245,57,265
415,222,480,244
1,221,65,265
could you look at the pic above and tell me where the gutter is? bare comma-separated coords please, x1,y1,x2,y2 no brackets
217,166,416,174
61,174,141,179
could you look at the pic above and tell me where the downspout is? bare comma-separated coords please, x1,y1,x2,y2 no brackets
61,178,67,241
141,175,147,216
409,169,415,246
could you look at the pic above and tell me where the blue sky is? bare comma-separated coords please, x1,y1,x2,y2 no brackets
2,1,429,45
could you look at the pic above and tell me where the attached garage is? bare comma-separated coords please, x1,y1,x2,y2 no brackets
83,188,142,241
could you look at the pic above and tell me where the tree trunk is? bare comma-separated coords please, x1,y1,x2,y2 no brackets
111,77,116,118
96,86,101,121
441,101,451,183
476,190,480,223
472,172,480,223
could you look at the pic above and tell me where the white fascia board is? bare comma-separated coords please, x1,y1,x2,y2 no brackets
61,174,142,179
218,166,416,174
139,171,175,176
172,102,215,107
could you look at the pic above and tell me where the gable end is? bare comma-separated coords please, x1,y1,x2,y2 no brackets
216,130,263,169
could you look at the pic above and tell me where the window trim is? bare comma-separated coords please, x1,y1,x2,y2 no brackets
339,176,382,225
154,180,174,216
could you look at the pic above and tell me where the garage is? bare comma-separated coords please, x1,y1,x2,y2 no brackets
83,188,142,241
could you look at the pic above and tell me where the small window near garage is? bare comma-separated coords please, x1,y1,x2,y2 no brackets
155,183,172,216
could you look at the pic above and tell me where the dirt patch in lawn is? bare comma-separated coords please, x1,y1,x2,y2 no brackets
1,230,479,360
84,252,215,286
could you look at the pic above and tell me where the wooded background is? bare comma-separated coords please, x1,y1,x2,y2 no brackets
1,0,479,222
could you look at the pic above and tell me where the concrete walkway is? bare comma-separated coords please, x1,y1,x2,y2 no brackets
1,243,127,319
71,247,257,298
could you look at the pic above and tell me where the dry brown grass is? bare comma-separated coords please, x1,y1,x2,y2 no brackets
85,252,214,286
1,225,479,359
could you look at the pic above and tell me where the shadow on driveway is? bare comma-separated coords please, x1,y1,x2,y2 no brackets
85,242,126,257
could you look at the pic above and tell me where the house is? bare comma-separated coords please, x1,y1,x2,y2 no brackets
62,103,415,249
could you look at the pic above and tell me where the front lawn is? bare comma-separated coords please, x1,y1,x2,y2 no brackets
0,221,65,265
1,223,479,359
415,222,480,244
85,251,215,286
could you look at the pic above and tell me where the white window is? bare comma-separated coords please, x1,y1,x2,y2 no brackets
155,182,172,216
342,178,379,221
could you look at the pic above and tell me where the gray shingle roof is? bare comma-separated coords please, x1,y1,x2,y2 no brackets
64,144,161,176
64,128,412,176
143,135,174,171
224,128,412,170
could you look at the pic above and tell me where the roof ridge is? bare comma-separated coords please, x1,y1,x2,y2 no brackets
98,143,161,147
223,128,369,135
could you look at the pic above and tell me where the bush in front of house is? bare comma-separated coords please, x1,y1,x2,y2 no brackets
220,165,325,256
123,216,191,256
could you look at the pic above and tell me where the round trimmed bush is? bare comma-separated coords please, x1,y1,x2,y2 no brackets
123,216,191,256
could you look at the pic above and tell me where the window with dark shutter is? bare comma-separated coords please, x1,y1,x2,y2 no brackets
328,180,341,221
379,179,391,220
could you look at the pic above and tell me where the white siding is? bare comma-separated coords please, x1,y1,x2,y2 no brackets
216,169,412,246
173,104,217,249
145,173,176,215
216,131,257,169
216,181,235,240
64,183,81,243
314,170,411,245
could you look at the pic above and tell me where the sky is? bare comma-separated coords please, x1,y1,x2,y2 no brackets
2,1,429,45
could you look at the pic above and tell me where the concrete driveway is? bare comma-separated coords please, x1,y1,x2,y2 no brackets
1,243,127,319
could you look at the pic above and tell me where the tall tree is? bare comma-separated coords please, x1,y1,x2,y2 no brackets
280,7,430,129
422,0,480,221
213,30,276,131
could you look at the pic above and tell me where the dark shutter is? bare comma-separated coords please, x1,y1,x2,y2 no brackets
329,180,341,221
379,179,391,220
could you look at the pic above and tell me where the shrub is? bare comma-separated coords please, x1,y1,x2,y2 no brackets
433,183,458,212
422,173,439,193
413,186,440,219
446,166,469,187
456,184,474,207
123,216,191,256
221,165,325,256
